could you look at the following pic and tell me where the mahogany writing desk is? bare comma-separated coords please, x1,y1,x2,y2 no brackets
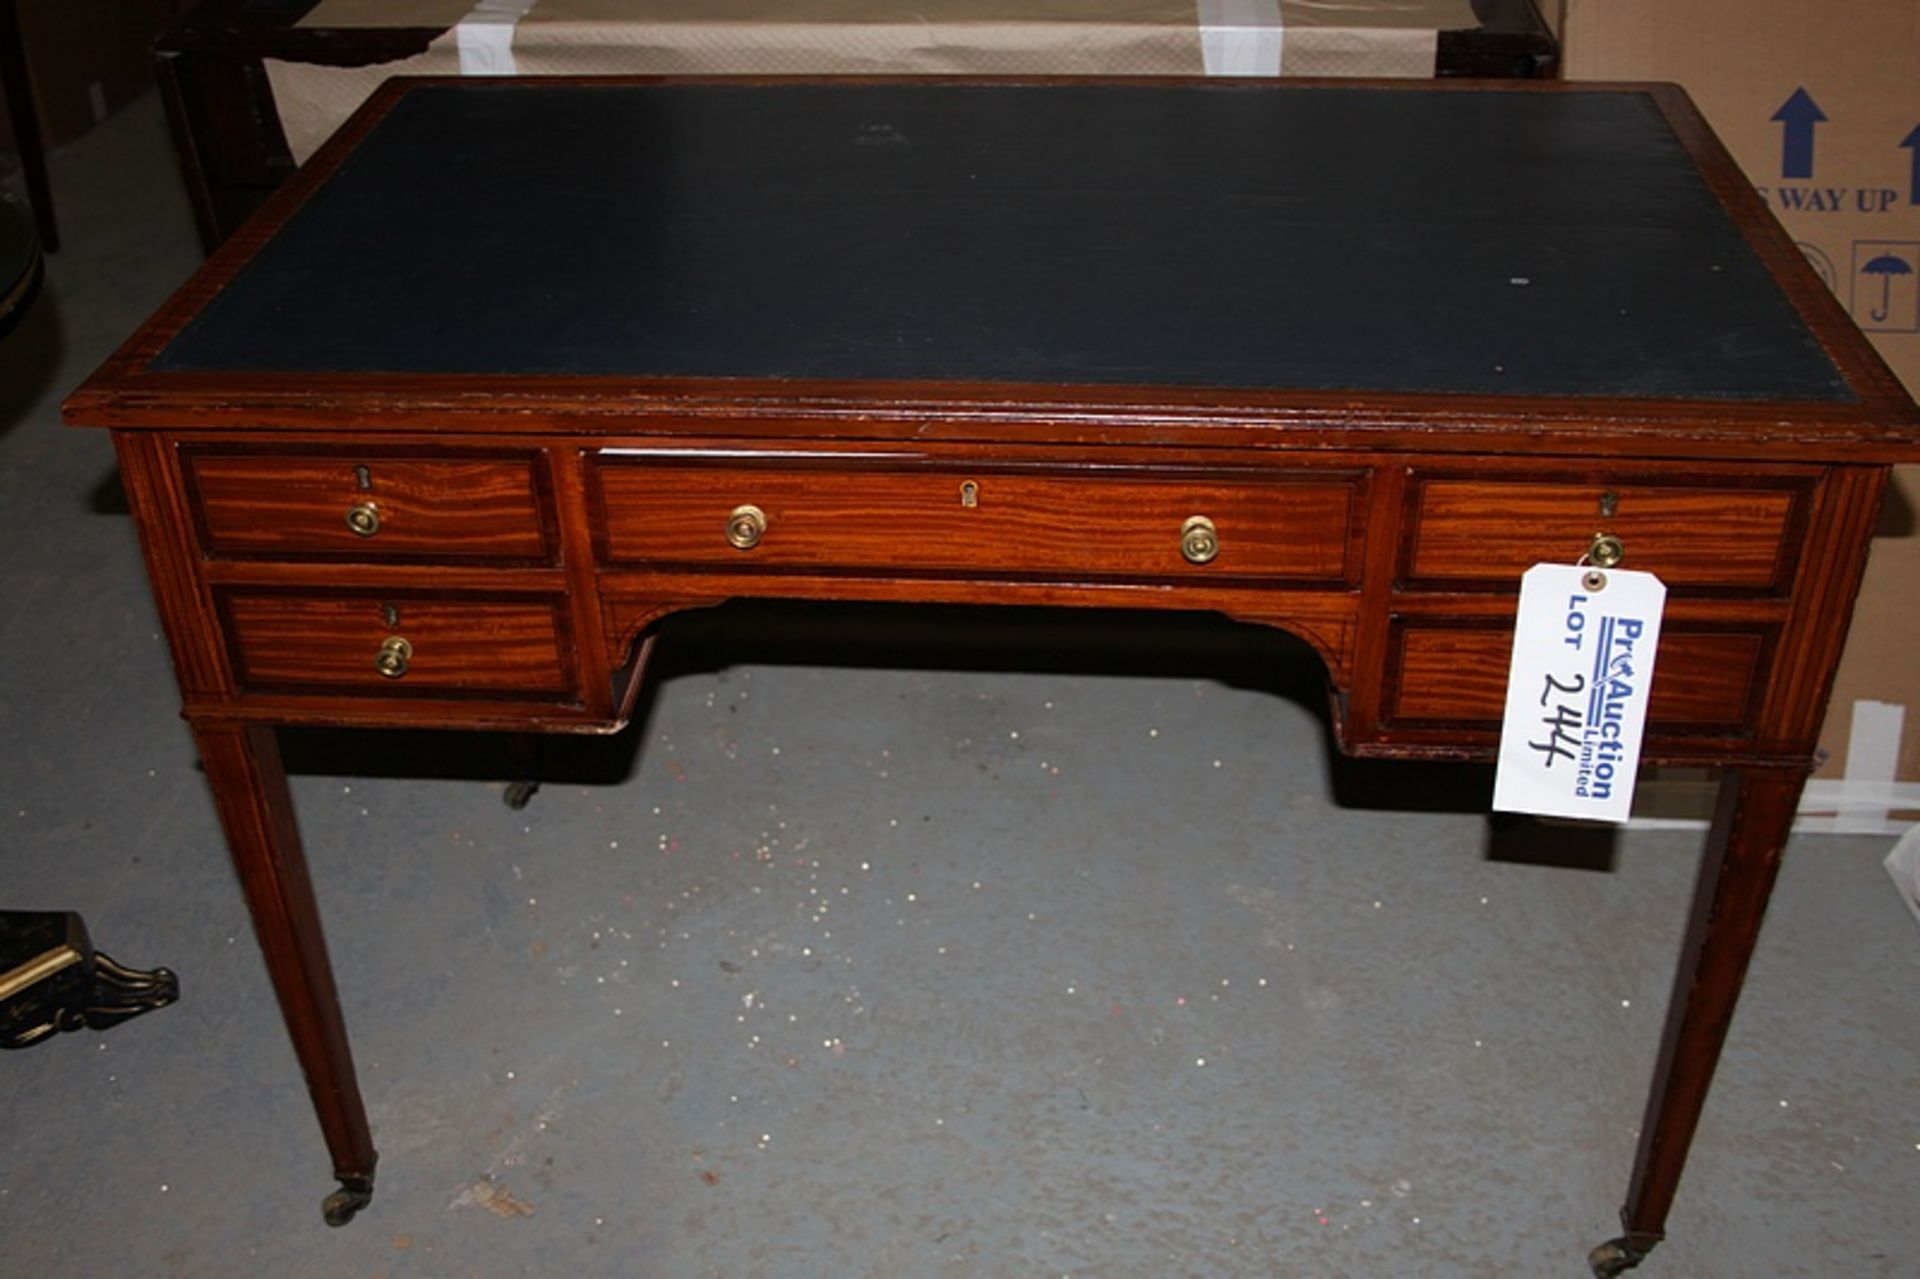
65,78,1920,1274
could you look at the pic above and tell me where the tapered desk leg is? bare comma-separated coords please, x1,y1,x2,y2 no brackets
193,721,377,1226
1589,766,1805,1276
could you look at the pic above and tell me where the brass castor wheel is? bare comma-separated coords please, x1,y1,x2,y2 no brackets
322,1175,375,1227
503,780,540,810
1589,1236,1653,1277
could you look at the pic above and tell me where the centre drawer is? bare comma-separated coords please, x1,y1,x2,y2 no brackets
591,459,1365,583
184,450,555,563
216,591,574,698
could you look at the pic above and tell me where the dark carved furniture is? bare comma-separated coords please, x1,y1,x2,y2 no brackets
0,186,40,337
66,78,1920,1272
0,911,178,1050
0,0,56,252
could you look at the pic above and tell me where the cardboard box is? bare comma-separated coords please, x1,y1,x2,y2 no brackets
0,1,185,154
1564,1,1920,804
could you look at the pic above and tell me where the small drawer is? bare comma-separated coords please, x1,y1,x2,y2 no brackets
1402,473,1812,594
185,451,553,562
592,460,1364,583
218,591,573,698
1382,618,1773,736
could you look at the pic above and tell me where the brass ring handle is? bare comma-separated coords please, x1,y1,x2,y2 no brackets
1588,532,1625,569
375,636,412,679
1180,515,1219,565
726,504,767,551
345,502,381,537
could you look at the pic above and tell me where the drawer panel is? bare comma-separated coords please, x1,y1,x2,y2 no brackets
1403,474,1811,593
1383,619,1771,734
219,592,573,697
594,462,1363,583
186,452,552,561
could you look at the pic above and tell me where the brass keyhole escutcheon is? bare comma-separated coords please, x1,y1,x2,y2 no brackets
353,465,373,491
960,480,979,508
346,501,381,537
1588,531,1625,568
375,636,412,679
726,504,767,550
1181,515,1219,565
1598,490,1619,519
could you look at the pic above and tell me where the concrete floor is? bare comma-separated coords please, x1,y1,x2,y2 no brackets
4,93,1920,1279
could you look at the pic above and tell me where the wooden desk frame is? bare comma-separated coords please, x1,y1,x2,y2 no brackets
68,77,1920,1275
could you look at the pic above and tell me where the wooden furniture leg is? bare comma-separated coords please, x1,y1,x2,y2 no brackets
1589,766,1806,1276
192,721,377,1225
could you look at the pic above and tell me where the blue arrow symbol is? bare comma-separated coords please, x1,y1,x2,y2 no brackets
1771,87,1827,179
1902,124,1920,204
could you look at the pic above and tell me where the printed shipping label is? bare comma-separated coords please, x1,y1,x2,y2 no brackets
1492,564,1667,823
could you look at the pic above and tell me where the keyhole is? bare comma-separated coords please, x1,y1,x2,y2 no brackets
382,603,399,627
355,465,373,491
960,480,979,508
1598,490,1618,518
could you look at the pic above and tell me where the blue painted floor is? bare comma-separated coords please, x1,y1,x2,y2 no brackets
3,94,1918,1278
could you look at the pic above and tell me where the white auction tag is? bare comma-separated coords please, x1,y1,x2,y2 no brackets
1492,563,1667,823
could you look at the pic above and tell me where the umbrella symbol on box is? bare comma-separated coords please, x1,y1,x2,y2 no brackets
1862,253,1914,322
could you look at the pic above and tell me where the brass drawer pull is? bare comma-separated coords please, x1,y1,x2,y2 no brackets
1588,531,1625,568
375,636,412,679
726,504,767,550
345,501,381,537
1180,515,1219,565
